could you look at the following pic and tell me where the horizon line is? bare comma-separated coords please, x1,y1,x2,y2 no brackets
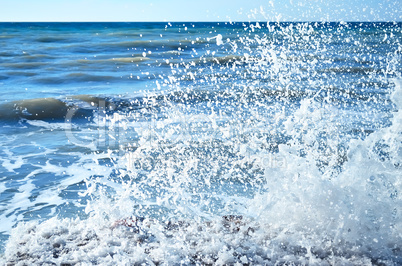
1,20,401,23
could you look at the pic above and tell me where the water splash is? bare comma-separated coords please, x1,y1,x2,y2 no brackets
1,22,401,265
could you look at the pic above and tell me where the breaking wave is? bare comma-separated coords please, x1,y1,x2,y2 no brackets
0,22,401,265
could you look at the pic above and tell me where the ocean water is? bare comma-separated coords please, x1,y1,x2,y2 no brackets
0,22,401,265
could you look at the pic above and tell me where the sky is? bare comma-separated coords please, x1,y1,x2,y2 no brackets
0,0,400,22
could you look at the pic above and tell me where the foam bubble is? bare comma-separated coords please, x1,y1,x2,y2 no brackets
1,22,401,264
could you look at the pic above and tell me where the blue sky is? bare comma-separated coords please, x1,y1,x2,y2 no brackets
0,0,400,22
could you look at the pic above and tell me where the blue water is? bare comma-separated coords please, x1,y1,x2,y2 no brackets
1,22,247,101
0,22,401,264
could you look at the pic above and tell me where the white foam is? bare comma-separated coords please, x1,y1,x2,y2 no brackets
2,23,402,265
1,149,25,173
391,79,402,109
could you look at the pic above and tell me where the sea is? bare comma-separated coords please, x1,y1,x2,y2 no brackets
0,22,401,265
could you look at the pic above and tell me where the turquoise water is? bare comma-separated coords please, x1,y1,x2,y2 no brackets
0,22,401,264
0,22,246,101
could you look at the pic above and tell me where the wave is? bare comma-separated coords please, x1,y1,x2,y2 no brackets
35,36,69,43
1,80,401,264
0,94,160,122
74,57,150,64
65,73,117,82
5,71,37,77
57,57,152,69
3,214,400,265
0,98,69,121
34,73,122,85
0,97,97,121
99,38,207,50
0,51,19,57
0,62,47,69
108,57,150,63
0,80,388,122
21,54,55,60
0,35,15,39
1,22,401,265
